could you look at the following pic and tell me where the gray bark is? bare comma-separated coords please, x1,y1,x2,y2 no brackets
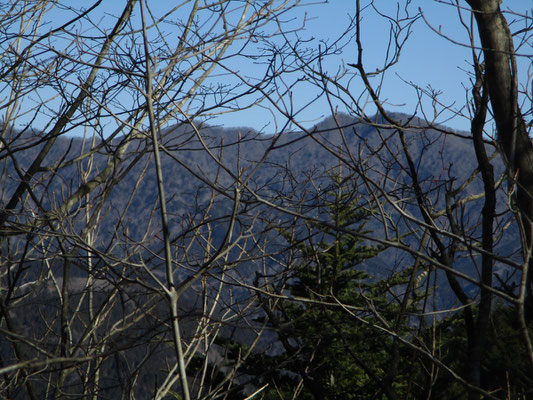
465,0,533,397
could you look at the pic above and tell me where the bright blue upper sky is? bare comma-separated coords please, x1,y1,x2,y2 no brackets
209,0,531,133
8,1,531,135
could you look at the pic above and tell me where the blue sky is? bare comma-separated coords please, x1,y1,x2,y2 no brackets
9,1,532,135
210,0,531,133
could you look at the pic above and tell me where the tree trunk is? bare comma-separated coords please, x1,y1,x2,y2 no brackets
465,0,533,251
466,0,533,397
467,0,533,222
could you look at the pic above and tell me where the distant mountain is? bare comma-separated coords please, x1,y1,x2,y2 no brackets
1,113,523,398
1,113,517,302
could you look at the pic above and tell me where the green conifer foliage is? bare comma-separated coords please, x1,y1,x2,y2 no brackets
250,172,418,400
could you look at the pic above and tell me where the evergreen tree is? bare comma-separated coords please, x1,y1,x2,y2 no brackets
410,302,533,400
248,172,418,399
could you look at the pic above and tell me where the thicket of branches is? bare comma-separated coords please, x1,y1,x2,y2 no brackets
0,1,532,399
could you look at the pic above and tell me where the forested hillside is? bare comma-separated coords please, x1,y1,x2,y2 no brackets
1,1,532,399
